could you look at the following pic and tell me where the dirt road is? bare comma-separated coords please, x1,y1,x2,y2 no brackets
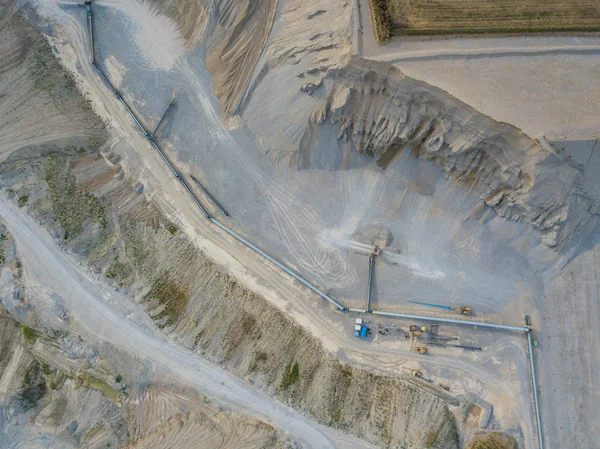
536,248,600,449
0,197,376,449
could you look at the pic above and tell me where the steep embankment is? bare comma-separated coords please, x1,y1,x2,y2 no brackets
0,7,106,163
205,0,277,118
146,0,276,118
299,55,598,253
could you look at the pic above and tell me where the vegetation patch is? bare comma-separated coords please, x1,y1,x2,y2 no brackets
372,0,600,37
80,375,120,402
166,223,178,235
21,324,39,346
105,261,130,281
40,362,66,390
44,156,107,241
17,361,47,411
17,195,29,207
281,362,300,389
369,0,392,42
121,219,154,274
28,30,77,97
146,275,189,327
327,364,354,426
466,432,517,449
41,362,52,376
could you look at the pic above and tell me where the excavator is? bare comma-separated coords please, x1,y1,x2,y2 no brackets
412,370,432,382
408,300,472,315
415,346,429,354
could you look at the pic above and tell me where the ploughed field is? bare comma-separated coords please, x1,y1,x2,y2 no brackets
383,0,600,36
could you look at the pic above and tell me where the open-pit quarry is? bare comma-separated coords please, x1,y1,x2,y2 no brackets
0,0,598,448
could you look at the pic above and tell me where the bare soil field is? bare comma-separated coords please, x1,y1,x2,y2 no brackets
377,0,600,38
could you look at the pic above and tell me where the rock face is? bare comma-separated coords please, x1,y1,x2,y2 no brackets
298,56,599,252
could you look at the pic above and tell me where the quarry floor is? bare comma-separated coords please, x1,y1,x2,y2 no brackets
14,0,599,448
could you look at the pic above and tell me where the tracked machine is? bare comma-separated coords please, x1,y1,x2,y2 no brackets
408,300,472,315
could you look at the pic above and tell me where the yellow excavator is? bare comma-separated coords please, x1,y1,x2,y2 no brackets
409,301,472,315
412,370,432,382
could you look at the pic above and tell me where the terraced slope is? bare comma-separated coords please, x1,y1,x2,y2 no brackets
0,9,106,163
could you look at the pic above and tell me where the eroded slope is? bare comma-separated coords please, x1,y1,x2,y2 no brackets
2,145,460,448
180,0,600,258
299,55,598,252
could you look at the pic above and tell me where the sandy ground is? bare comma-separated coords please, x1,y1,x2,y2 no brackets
533,142,600,449
393,50,600,142
536,244,600,449
79,0,548,315
358,0,600,141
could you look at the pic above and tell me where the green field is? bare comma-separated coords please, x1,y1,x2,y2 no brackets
371,0,600,40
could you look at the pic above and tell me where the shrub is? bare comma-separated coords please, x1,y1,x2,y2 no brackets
370,0,392,42
17,361,47,411
281,362,300,389
21,325,39,346
17,195,29,207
